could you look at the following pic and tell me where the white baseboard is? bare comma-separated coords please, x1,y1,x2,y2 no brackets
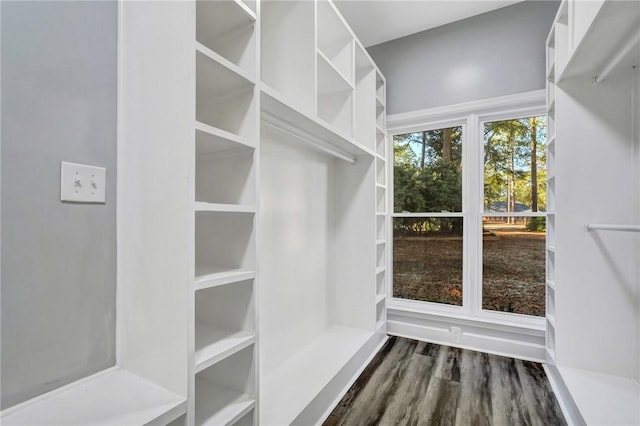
543,363,586,426
386,309,545,362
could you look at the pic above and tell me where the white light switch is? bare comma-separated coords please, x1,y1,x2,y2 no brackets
61,162,106,203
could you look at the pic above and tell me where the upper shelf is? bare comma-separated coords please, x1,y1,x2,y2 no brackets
260,84,375,160
0,368,186,426
196,0,256,76
559,1,640,82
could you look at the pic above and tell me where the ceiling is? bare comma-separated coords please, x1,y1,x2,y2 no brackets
334,0,525,47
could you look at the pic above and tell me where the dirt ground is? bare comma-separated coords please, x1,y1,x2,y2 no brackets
393,223,546,317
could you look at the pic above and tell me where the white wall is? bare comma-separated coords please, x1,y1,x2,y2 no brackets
1,0,117,409
259,128,336,376
367,1,559,114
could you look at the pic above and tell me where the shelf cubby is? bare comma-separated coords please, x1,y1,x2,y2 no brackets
547,250,556,283
354,45,376,151
195,212,255,277
376,269,386,296
376,299,385,327
195,279,255,373
317,54,354,137
261,0,315,114
234,410,255,426
196,0,256,76
376,71,385,103
195,345,256,426
196,50,256,138
316,0,353,85
376,186,386,214
376,127,386,157
376,242,386,268
195,134,255,206
377,215,386,241
547,213,556,247
376,157,386,185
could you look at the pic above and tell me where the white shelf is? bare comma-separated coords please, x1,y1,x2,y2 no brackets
261,84,374,158
195,377,255,426
316,0,353,84
559,1,640,82
547,245,556,253
376,293,386,305
546,98,556,115
376,183,387,190
0,368,186,426
557,366,640,426
195,202,256,214
546,62,556,81
196,42,255,86
376,239,386,246
260,326,373,426
376,266,386,275
196,121,255,152
195,0,256,75
317,50,353,93
196,50,255,138
546,279,556,290
194,323,255,373
195,268,255,291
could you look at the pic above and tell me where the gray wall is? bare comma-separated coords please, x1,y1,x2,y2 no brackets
1,1,117,409
368,1,559,114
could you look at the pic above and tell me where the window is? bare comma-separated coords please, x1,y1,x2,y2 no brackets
482,117,547,316
391,111,547,321
393,126,464,306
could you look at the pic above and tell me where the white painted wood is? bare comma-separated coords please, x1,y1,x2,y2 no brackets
194,378,254,426
561,0,639,82
0,368,186,426
194,326,255,374
317,0,353,85
260,0,316,114
558,366,640,426
354,45,377,151
196,51,255,139
546,2,640,422
260,326,374,426
194,268,255,291
195,345,256,426
261,85,374,158
195,0,256,76
195,212,255,272
543,363,586,426
117,0,192,397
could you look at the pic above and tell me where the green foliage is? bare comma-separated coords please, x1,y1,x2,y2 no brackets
527,217,547,232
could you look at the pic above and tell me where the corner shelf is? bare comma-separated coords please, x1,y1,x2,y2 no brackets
195,379,255,426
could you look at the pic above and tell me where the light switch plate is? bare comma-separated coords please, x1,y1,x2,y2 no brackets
61,162,106,203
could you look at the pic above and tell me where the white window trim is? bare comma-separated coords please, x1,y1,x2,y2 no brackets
387,89,547,331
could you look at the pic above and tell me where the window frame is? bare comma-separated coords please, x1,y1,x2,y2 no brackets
387,91,547,329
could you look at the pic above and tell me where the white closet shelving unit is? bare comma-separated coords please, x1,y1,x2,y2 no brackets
1,2,387,425
191,0,259,425
258,1,387,425
1,2,195,425
544,1,640,425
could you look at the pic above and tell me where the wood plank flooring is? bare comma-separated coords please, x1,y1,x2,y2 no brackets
324,336,566,426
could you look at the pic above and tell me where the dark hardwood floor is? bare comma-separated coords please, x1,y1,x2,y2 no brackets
324,336,566,426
